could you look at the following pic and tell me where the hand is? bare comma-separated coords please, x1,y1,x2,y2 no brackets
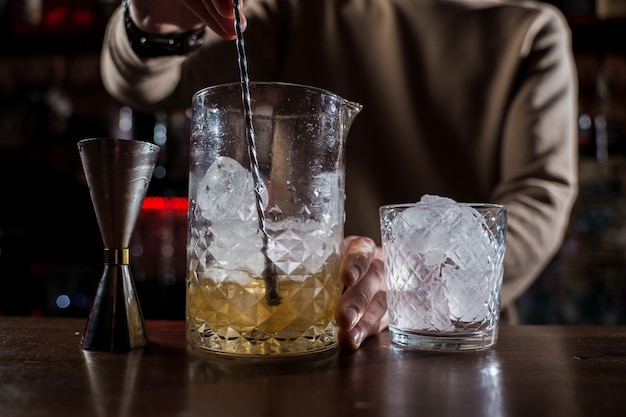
335,236,389,349
128,0,246,40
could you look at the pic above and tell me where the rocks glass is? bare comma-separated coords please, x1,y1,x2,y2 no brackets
380,195,507,351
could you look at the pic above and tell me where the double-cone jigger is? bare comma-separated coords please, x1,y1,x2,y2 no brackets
77,138,160,351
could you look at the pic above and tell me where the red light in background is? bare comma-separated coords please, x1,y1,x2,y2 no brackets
72,10,96,26
142,197,188,211
43,8,67,26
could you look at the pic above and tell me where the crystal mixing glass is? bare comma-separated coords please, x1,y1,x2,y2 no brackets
187,82,361,357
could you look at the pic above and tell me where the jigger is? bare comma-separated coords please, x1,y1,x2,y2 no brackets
77,138,160,351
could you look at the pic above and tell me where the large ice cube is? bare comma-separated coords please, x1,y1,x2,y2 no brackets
197,156,267,222
390,260,454,332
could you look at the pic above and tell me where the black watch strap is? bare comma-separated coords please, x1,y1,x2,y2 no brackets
122,0,206,58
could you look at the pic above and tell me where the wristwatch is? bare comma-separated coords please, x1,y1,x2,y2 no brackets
122,0,206,58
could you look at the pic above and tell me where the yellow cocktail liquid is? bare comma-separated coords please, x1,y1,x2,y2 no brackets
186,266,342,356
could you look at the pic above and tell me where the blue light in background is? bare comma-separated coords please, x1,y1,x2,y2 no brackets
56,295,71,309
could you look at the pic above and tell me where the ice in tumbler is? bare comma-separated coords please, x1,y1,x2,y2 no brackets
380,195,507,351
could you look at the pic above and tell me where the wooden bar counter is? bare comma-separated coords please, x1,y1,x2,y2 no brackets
1,317,625,417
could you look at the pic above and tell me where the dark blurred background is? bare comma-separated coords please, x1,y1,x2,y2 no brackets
1,0,625,323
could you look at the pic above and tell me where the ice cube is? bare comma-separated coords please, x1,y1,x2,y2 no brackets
394,194,494,323
197,156,267,222
443,265,493,322
392,269,453,332
419,194,457,205
310,172,342,227
267,219,338,278
208,219,266,277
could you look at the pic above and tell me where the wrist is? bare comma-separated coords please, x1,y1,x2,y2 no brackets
122,0,206,58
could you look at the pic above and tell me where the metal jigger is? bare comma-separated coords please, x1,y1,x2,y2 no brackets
77,138,160,351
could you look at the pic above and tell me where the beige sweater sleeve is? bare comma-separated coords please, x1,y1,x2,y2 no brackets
100,7,187,110
492,7,579,307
